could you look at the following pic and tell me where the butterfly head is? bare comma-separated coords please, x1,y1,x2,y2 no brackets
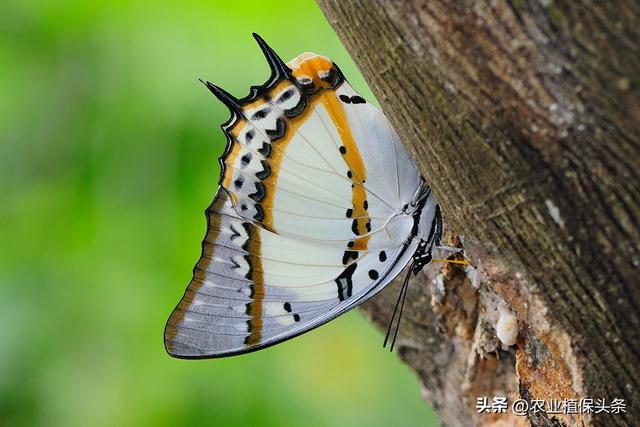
409,183,441,250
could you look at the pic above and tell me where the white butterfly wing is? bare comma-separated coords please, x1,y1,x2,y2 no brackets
333,83,421,206
165,35,423,358
165,191,418,357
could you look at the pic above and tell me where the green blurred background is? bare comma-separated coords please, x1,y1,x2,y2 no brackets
0,1,438,426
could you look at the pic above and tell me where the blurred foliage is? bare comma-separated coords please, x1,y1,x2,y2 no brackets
0,1,439,426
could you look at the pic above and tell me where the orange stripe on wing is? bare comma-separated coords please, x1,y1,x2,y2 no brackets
244,228,265,346
242,79,366,344
317,91,370,251
243,102,315,347
259,105,315,231
246,90,369,346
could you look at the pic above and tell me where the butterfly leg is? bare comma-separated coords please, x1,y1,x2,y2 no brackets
431,245,469,266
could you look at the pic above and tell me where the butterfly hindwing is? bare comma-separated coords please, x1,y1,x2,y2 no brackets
165,191,419,357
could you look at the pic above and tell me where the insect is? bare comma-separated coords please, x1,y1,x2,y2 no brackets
164,34,445,358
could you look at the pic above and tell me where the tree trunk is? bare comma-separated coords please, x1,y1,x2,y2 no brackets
315,1,640,426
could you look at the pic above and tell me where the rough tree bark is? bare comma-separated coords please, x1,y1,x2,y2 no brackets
315,1,639,426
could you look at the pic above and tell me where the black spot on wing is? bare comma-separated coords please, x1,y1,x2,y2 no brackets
335,263,357,301
342,250,358,265
258,142,272,157
379,251,387,262
233,176,244,189
276,88,294,103
240,223,251,251
229,257,241,270
253,203,265,222
255,160,271,179
319,68,336,84
284,96,306,118
351,219,360,236
243,254,253,279
240,153,252,168
249,182,266,202
251,108,270,120
229,224,241,241
368,270,379,280
339,94,366,104
266,118,285,140
296,77,314,94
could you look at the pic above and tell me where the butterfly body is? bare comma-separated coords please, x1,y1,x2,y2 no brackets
164,34,441,358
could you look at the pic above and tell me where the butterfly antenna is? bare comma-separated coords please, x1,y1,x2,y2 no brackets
390,271,411,352
383,260,415,350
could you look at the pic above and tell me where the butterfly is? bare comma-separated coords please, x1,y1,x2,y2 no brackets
164,33,444,359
